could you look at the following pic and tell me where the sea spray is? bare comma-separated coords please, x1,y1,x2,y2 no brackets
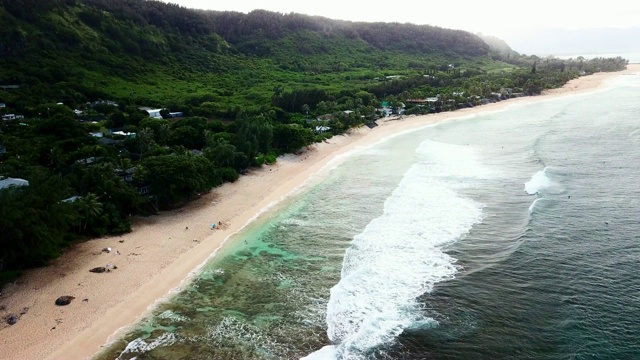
524,167,553,195
305,140,488,359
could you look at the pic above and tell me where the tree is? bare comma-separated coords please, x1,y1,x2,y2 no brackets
0,169,75,269
234,116,273,165
272,124,313,153
204,136,237,168
137,127,156,158
77,192,103,232
141,154,219,206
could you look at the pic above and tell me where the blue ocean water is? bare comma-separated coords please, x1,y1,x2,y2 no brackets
98,72,640,360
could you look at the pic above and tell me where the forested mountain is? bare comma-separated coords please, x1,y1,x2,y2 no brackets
0,0,628,277
0,0,492,111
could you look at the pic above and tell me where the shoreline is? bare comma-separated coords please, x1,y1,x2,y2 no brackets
1,64,638,360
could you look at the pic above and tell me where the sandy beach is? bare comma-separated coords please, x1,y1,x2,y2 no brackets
1,64,638,360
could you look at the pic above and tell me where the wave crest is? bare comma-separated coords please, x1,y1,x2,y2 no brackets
305,140,486,359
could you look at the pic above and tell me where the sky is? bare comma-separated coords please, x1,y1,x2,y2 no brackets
162,0,640,40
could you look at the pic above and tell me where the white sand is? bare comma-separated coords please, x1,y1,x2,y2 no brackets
0,64,638,360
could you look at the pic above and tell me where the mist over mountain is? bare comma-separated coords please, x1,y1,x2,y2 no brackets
505,28,640,56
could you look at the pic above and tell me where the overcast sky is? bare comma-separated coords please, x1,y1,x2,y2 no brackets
162,0,640,40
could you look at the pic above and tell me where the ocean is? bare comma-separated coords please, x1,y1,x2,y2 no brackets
98,72,640,360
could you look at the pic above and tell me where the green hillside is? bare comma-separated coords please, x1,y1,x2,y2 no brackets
0,0,498,115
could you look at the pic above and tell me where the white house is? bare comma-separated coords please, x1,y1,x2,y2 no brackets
0,177,29,189
2,114,16,121
112,131,136,137
145,109,163,119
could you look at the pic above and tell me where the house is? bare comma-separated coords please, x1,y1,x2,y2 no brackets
0,177,29,190
89,100,119,108
90,132,104,138
379,106,393,117
115,167,137,183
343,110,355,115
144,109,163,119
62,195,82,203
169,112,184,118
0,103,5,108
74,109,84,116
2,114,16,121
315,126,331,133
112,131,136,138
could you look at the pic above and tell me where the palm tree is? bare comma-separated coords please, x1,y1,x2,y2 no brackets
78,192,103,232
302,104,310,119
138,127,155,159
157,123,170,145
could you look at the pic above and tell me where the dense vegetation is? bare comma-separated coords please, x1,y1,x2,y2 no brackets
0,0,628,279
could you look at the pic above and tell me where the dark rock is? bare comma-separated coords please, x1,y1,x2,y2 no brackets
7,315,18,325
89,267,106,273
55,296,75,306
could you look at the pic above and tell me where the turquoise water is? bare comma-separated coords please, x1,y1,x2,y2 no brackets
98,72,640,360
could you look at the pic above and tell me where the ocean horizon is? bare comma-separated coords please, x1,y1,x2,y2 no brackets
97,71,640,360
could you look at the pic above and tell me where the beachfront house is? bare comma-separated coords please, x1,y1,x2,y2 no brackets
315,126,331,133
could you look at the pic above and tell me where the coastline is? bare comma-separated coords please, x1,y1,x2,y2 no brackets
1,64,638,360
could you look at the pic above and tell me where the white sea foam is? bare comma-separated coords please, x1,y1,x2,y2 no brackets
119,332,176,356
304,140,486,359
157,310,189,322
524,167,553,195
281,218,308,227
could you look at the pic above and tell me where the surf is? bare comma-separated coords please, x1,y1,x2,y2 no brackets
304,140,486,359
